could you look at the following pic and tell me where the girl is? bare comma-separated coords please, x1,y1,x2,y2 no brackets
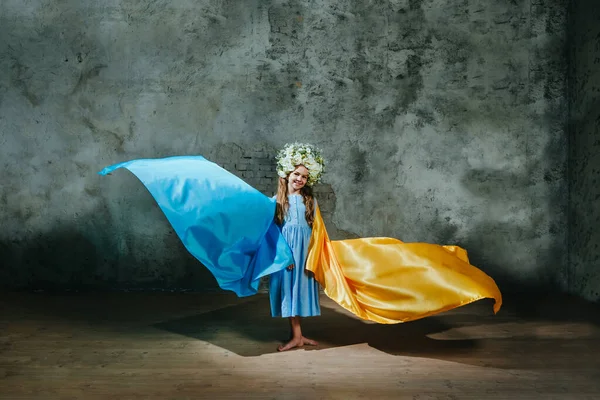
99,146,502,343
269,143,325,352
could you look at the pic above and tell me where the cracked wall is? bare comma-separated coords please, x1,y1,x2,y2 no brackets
0,0,568,292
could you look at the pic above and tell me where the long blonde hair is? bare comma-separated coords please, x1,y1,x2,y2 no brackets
275,176,315,227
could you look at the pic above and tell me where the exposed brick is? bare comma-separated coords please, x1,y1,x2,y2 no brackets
251,150,268,158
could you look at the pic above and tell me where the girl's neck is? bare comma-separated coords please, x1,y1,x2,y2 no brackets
287,184,301,196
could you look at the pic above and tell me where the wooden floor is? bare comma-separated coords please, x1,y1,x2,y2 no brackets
1,291,599,399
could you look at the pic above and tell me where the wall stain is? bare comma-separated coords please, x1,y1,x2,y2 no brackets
71,64,107,94
10,61,40,106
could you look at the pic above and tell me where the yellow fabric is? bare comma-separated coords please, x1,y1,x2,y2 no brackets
305,206,502,324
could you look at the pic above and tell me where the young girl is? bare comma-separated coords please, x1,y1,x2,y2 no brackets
100,145,502,346
269,143,325,352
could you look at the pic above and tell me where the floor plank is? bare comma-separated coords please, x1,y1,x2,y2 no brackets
1,291,599,399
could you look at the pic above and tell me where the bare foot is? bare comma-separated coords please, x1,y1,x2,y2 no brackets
302,337,318,346
277,336,318,352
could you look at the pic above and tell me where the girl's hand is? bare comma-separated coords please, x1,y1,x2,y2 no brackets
287,264,294,270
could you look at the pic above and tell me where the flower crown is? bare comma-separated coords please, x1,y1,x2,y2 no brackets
276,143,325,186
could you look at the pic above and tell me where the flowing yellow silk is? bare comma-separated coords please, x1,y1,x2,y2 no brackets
306,206,502,324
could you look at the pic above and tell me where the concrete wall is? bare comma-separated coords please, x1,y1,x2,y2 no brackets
568,0,600,301
0,0,568,292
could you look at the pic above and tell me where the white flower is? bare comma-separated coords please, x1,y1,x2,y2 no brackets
275,143,325,186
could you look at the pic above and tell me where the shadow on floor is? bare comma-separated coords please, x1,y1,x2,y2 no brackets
154,295,482,357
153,292,600,370
3,287,599,370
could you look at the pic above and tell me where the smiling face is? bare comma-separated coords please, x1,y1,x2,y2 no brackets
287,165,309,194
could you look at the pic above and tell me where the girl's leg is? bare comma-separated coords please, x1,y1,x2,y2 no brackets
278,316,318,352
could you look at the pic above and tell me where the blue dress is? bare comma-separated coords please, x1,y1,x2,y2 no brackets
269,195,321,318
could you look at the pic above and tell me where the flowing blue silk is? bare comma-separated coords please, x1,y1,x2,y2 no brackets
98,156,294,297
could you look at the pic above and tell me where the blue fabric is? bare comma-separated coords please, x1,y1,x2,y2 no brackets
98,156,294,297
269,195,321,318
